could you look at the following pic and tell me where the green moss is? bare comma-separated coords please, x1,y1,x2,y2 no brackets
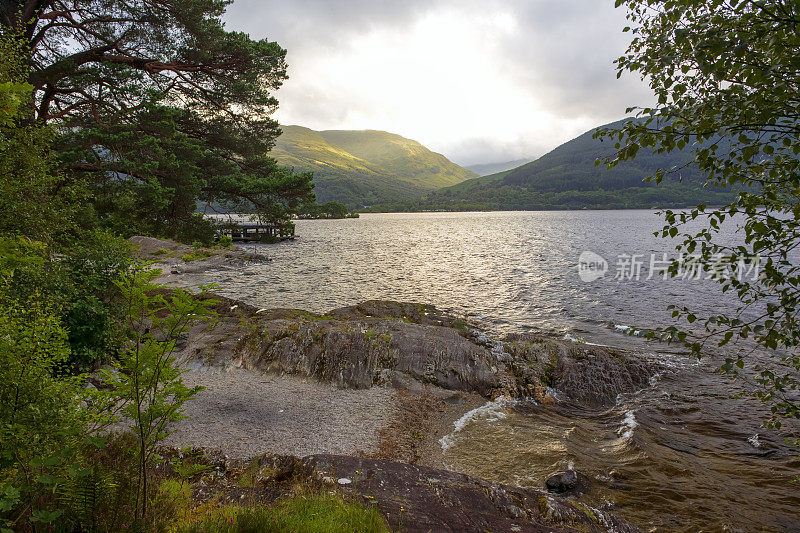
573,502,602,525
182,249,216,262
178,494,389,532
151,248,170,256
540,351,560,387
295,311,333,321
236,461,263,488
450,319,470,331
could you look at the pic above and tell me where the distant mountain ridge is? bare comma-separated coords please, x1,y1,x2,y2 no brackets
271,126,477,208
411,119,736,211
466,158,536,177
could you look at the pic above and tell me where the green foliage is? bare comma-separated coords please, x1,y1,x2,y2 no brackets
59,233,133,369
297,202,353,219
1,232,132,371
0,239,98,532
272,126,476,208
100,267,217,520
5,2,314,242
0,32,85,244
182,249,216,262
0,31,133,371
604,0,800,428
55,469,117,531
179,495,389,533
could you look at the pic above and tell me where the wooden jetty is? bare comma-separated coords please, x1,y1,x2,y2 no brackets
220,221,295,243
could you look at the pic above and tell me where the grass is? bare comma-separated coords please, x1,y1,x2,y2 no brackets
235,461,264,488
182,249,216,262
151,248,171,256
177,494,389,533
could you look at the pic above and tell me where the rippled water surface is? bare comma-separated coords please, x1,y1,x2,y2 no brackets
205,211,799,531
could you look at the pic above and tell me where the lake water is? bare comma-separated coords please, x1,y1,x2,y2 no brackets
210,211,799,531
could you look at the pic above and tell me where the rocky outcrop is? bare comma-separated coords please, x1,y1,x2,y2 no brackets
303,454,640,533
503,334,654,406
176,296,656,405
169,449,640,533
129,235,267,275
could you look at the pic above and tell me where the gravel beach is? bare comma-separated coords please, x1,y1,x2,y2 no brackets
165,368,398,459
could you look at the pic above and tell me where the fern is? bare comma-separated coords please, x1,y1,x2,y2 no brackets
56,470,117,530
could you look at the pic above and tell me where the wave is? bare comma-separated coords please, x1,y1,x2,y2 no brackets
439,398,514,451
562,332,607,346
617,410,638,441
613,324,645,337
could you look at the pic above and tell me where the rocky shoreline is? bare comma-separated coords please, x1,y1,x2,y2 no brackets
133,236,652,531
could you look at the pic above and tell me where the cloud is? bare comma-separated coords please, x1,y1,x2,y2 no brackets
224,0,653,166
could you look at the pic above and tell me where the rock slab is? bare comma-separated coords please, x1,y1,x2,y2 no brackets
304,454,640,533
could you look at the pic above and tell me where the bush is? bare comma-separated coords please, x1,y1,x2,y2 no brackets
0,231,132,371
0,239,94,532
171,214,218,247
58,231,132,370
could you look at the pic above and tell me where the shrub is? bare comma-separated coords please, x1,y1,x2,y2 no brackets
100,267,217,522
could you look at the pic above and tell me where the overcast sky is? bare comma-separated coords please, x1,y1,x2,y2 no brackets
224,0,654,166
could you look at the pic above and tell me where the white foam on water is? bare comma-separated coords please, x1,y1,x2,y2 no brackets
562,333,606,346
748,434,761,448
563,332,582,343
618,411,638,441
614,324,643,337
439,398,513,452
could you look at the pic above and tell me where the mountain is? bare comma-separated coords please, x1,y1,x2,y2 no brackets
270,126,477,208
415,119,736,211
466,158,536,177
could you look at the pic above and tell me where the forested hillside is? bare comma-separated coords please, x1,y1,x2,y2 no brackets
271,126,477,207
381,119,737,211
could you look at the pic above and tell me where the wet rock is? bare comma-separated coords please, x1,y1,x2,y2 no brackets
304,454,639,533
229,314,505,395
504,334,656,406
545,470,591,495
329,300,468,329
546,470,578,493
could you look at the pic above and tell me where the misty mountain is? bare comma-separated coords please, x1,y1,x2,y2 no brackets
466,158,537,177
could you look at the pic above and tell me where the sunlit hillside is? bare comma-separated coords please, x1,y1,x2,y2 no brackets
271,126,477,207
